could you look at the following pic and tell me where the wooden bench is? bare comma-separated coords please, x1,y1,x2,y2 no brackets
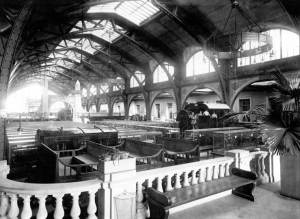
146,168,257,219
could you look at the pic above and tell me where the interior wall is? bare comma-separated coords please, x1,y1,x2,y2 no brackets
129,99,146,116
151,97,177,121
232,90,270,112
113,101,125,116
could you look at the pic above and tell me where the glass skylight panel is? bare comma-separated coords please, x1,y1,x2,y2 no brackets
88,0,159,26
87,20,120,42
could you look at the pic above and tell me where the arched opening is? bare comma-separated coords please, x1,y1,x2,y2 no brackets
183,88,228,128
130,71,145,88
49,101,72,121
238,28,300,66
186,50,215,77
184,88,222,107
99,103,109,116
89,104,97,113
153,62,174,83
129,94,146,120
112,97,125,116
151,92,177,121
232,80,277,121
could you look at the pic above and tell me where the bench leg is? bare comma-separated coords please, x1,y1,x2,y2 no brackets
232,183,255,201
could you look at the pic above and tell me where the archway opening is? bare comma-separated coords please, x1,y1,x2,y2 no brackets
112,98,125,116
232,80,277,122
183,88,228,128
129,94,146,120
49,101,72,121
151,92,177,122
99,103,109,116
184,88,221,106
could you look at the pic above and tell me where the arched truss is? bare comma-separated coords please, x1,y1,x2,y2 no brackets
20,12,178,86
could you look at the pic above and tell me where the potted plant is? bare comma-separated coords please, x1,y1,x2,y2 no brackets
223,71,300,199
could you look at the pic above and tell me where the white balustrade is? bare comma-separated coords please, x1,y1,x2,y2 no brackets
135,156,235,219
0,176,102,219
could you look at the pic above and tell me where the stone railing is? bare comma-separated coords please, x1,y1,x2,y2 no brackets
0,161,101,219
135,156,234,219
0,148,279,219
226,149,280,184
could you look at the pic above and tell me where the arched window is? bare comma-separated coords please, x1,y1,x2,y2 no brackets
82,88,87,97
99,84,109,94
153,62,174,83
130,71,145,88
113,85,120,91
238,29,300,67
186,51,215,77
90,85,97,95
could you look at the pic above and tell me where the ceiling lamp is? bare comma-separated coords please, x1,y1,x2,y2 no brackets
210,0,272,60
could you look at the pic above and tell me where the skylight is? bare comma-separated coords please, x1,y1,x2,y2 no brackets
88,0,159,26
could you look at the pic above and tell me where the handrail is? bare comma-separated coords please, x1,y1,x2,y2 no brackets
0,177,101,195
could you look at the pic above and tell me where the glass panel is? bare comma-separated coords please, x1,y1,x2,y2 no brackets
88,0,159,26
186,51,215,76
237,29,299,67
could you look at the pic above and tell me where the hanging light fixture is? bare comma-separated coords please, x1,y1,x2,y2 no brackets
210,0,273,60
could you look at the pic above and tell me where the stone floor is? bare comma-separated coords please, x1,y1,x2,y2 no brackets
171,183,300,219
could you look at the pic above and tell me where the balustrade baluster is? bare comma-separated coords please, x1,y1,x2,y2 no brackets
8,194,19,219
20,195,32,219
0,192,8,218
191,170,197,185
156,176,163,192
87,190,97,219
213,164,219,180
199,168,206,183
70,193,81,219
166,174,173,191
36,195,47,219
219,163,225,178
205,166,212,181
54,194,64,219
183,171,190,187
136,182,147,219
225,162,230,176
174,173,181,189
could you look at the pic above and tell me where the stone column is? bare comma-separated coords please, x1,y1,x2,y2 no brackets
98,157,136,219
225,149,251,170
41,78,49,119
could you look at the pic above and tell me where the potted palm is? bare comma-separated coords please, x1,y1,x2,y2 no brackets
261,71,300,199
223,70,300,199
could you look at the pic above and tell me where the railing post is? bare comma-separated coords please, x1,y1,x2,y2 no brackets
99,157,136,219
70,192,81,219
36,195,48,219
0,193,8,218
7,193,19,219
20,194,32,219
53,194,65,219
87,189,98,219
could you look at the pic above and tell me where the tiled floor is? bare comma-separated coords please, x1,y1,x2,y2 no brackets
171,183,300,219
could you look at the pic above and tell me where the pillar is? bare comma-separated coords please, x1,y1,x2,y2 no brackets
41,78,49,119
98,157,136,219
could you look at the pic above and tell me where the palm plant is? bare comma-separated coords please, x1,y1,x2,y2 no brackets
262,70,300,155
222,70,300,155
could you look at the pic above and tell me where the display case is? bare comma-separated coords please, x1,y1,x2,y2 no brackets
212,128,262,152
